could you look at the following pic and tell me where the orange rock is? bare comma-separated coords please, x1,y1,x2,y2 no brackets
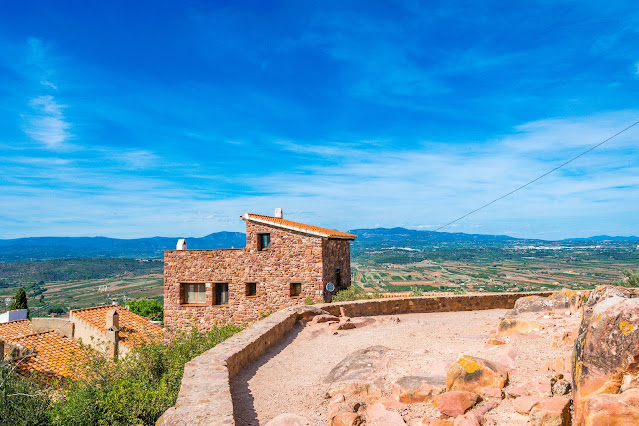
435,391,479,418
541,355,571,377
365,402,406,425
583,389,639,426
446,356,508,393
420,417,453,425
331,412,363,426
486,335,507,346
497,318,545,336
480,387,504,400
523,377,553,397
505,385,529,398
529,396,570,426
453,412,484,426
327,381,383,400
392,376,444,404
312,314,339,324
514,396,543,414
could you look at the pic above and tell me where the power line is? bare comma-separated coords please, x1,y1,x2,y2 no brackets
403,118,639,245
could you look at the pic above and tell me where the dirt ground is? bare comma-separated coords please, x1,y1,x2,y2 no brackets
230,308,579,425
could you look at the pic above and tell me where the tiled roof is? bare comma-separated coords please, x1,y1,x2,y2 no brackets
0,319,33,340
241,213,358,240
70,305,164,349
7,331,86,379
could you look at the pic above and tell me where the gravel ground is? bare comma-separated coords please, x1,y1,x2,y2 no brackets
230,308,579,425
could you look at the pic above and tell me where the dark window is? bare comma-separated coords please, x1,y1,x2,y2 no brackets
246,282,257,297
336,267,342,290
214,283,229,306
182,283,206,305
290,282,302,297
258,233,271,250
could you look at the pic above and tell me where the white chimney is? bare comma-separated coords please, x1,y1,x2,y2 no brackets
176,239,187,250
274,208,283,219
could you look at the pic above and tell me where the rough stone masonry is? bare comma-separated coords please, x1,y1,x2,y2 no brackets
163,211,357,329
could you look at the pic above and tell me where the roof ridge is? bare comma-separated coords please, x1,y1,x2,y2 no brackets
7,329,56,341
242,213,357,239
72,304,122,313
0,319,31,325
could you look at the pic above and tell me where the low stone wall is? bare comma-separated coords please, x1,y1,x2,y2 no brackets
321,291,554,318
157,292,552,425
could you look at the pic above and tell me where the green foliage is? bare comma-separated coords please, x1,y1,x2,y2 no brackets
332,285,369,302
618,269,639,288
9,288,28,311
303,297,315,305
0,360,51,425
258,308,273,319
409,286,423,297
49,325,242,426
125,299,163,321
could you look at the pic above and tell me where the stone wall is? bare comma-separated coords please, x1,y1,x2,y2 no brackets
164,221,328,329
158,292,553,425
322,239,352,300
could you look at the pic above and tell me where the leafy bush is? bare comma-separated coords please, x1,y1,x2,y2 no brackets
332,285,369,302
303,297,315,305
618,269,639,288
0,360,51,425
49,325,242,426
410,286,423,297
126,298,163,322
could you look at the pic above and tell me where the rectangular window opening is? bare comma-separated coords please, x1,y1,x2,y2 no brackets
258,233,271,250
246,282,257,297
214,283,229,306
181,283,206,305
290,282,302,298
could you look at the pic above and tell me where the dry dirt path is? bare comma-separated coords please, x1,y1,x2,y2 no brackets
231,309,578,425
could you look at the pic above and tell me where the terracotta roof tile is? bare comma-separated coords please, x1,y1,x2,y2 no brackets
0,319,33,340
242,213,358,239
7,331,86,379
70,305,164,349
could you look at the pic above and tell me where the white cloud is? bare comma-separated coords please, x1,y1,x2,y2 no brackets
24,95,71,148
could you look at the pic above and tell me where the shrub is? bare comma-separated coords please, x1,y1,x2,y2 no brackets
410,286,423,297
126,299,163,322
303,297,315,305
0,360,50,425
49,325,241,426
332,285,369,302
618,269,639,288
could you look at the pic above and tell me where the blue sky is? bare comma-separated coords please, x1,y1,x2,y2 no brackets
1,1,638,239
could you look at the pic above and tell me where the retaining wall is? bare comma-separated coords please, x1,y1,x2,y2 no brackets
158,291,553,425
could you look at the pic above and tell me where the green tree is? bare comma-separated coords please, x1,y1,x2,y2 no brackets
0,359,51,425
9,288,28,311
125,299,163,322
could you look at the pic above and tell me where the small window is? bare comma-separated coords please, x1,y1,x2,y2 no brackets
214,283,229,306
290,282,302,298
258,233,271,250
246,282,257,297
182,283,206,305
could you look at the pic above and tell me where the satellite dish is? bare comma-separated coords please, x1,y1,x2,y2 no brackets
326,282,335,292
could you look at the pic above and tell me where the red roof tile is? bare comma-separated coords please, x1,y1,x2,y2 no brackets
242,213,357,239
0,319,33,340
7,331,86,379
70,305,164,349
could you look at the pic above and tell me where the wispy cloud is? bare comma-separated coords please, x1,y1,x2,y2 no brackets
23,95,71,148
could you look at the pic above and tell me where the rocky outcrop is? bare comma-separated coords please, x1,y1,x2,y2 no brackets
572,285,639,424
510,289,586,315
324,346,390,399
497,318,545,336
392,376,445,403
446,356,508,393
435,391,479,417
582,388,639,425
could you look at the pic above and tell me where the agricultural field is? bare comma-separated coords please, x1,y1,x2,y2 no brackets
352,245,639,295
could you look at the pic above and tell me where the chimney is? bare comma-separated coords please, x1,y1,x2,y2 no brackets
105,309,119,360
176,239,187,250
0,340,4,361
274,208,283,219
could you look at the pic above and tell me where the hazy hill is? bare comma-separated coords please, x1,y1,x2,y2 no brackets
0,227,637,262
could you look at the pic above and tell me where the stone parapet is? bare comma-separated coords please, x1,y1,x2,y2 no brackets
157,291,554,425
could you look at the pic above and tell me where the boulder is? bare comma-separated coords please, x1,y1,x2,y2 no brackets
327,394,347,420
331,412,363,426
325,346,389,400
523,377,553,397
475,399,499,416
392,376,445,404
497,318,545,336
453,412,483,426
552,379,571,396
265,413,311,426
505,385,529,398
480,387,503,400
582,388,639,426
486,335,507,346
435,391,479,418
528,396,570,426
572,293,639,424
514,396,543,414
511,289,586,315
446,356,508,393
365,401,406,425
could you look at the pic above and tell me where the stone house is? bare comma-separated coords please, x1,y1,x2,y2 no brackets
164,210,357,329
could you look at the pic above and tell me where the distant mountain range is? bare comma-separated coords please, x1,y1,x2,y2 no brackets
0,228,636,262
